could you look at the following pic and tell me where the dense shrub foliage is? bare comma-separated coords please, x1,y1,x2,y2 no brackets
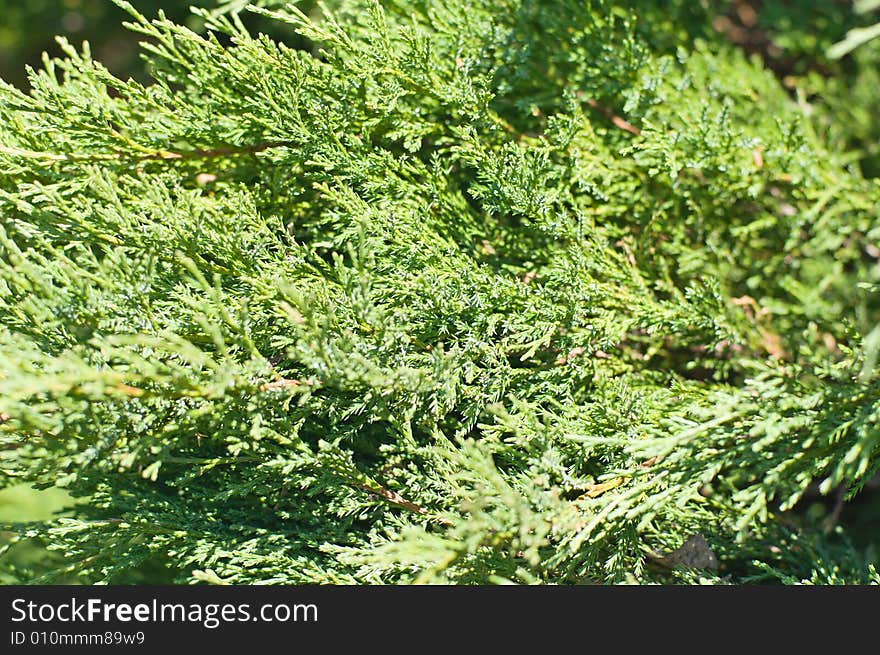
0,1,192,87
1,1,879,584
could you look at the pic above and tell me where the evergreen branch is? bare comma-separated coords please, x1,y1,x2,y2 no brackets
0,140,294,166
1,0,877,586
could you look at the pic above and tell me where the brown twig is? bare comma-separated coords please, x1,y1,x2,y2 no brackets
260,377,308,391
584,98,641,136
353,482,453,526
822,485,848,533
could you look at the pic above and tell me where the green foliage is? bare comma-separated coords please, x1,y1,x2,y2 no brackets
828,0,880,58
0,0,296,87
1,0,879,584
0,1,193,87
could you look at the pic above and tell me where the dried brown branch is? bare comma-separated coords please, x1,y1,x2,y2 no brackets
584,98,641,136
353,482,453,526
